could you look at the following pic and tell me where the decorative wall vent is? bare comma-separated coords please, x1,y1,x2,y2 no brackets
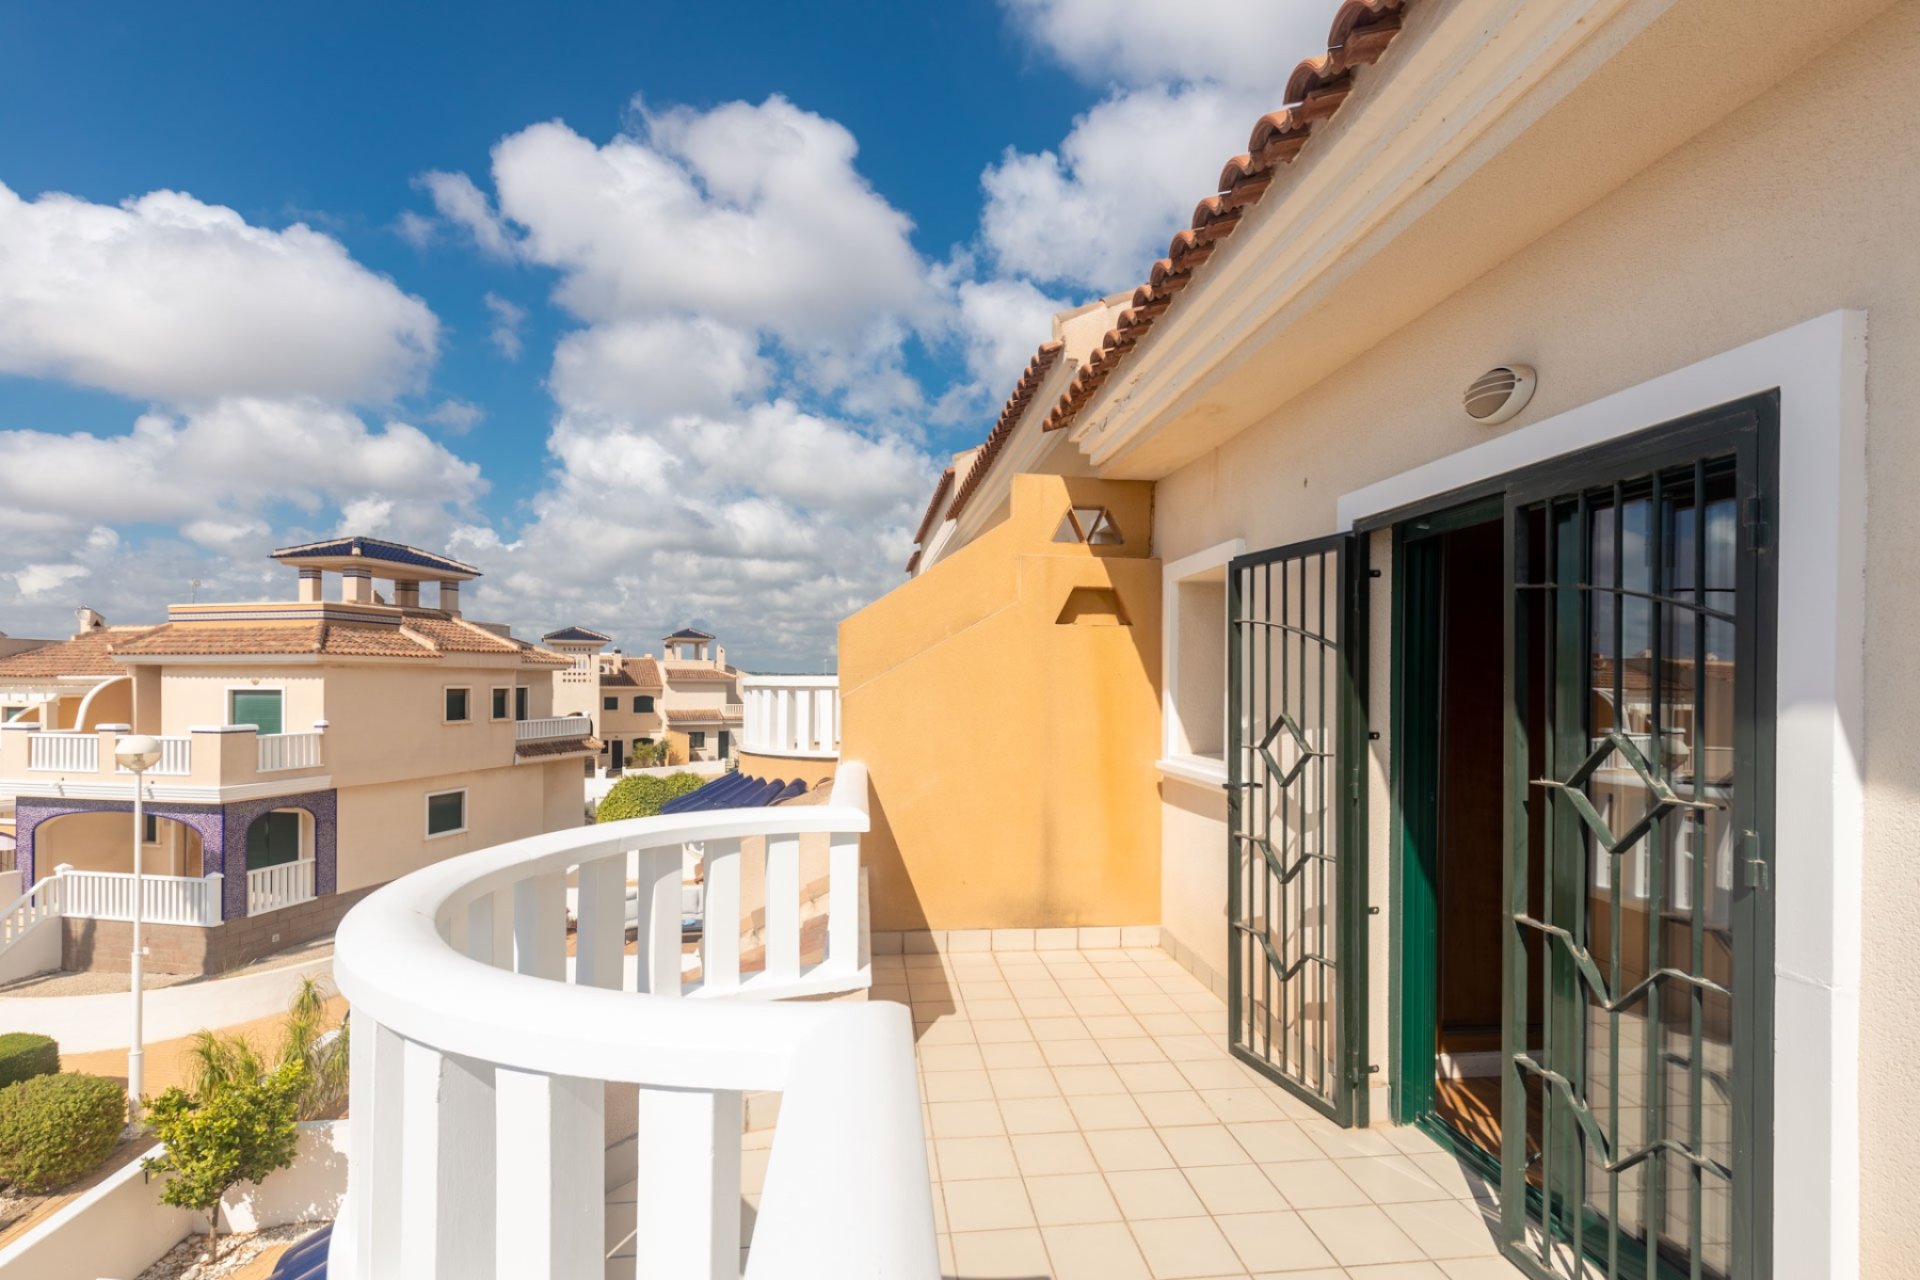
1053,506,1124,546
1463,364,1536,426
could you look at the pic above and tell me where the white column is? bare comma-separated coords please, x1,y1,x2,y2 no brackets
575,854,626,991
828,831,862,976
631,1087,742,1280
794,689,812,755
494,1067,605,1279
774,692,790,756
700,839,741,993
764,835,800,983
513,872,565,981
399,1041,496,1277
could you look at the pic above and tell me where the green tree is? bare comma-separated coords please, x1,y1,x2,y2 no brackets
596,771,705,822
142,1059,307,1255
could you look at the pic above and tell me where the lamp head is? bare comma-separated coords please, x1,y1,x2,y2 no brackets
114,734,163,773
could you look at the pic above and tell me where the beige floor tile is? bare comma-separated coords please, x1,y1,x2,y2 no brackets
1305,1124,1402,1160
1031,1016,1092,1041
1345,1265,1449,1278
938,1232,956,1276
1405,1152,1497,1205
1173,991,1226,1014
1130,1215,1248,1279
1249,1271,1349,1280
1176,1058,1252,1089
1020,996,1077,1018
950,1226,1051,1278
1158,1034,1230,1060
999,1096,1079,1135
930,1100,1006,1139
945,1176,1037,1233
1086,1127,1178,1172
1069,992,1129,1015
1198,1087,1286,1124
990,1066,1063,1099
1216,1209,1338,1273
1100,1037,1171,1064
1299,1205,1428,1268
1056,976,1112,995
1108,976,1165,995
1160,1124,1255,1167
937,1135,1021,1181
1115,1061,1191,1092
1053,1063,1127,1096
1260,1159,1373,1208
1008,979,1065,998
1135,1090,1217,1128
974,1019,1038,1044
916,1019,978,1046
924,1069,997,1103
1120,991,1182,1015
1338,1155,1453,1204
871,983,911,1004
967,999,1026,1021
1041,1039,1109,1067
1183,1163,1290,1215
1026,1172,1123,1226
931,1188,948,1234
980,1041,1048,1070
1011,1130,1099,1176
1380,1200,1502,1260
1436,1257,1529,1278
1067,1091,1150,1131
1232,1121,1326,1164
1083,1013,1150,1039
1382,1124,1444,1156
1104,1168,1208,1220
1138,1012,1209,1037
921,1043,988,1072
1042,1222,1153,1280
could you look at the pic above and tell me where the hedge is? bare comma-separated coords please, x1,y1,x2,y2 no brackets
0,1033,59,1089
0,1072,126,1193
596,772,705,823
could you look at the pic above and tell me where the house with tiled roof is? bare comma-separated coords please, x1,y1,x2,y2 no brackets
537,624,747,770
0,539,596,979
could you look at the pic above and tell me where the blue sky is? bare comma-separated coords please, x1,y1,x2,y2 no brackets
0,0,1340,669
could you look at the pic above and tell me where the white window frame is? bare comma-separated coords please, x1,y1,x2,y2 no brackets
1338,310,1867,1280
443,685,473,724
1158,539,1245,790
424,787,468,840
489,686,512,721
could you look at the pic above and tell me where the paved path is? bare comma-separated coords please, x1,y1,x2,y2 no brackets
0,955,334,1052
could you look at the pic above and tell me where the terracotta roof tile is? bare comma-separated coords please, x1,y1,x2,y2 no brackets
398,613,523,654
942,341,1066,526
663,665,734,682
1042,0,1410,436
665,707,743,725
602,657,662,688
0,627,153,679
102,621,443,660
914,468,956,546
516,735,601,758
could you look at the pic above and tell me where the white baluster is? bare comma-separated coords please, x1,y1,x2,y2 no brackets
765,834,800,983
639,849,683,996
399,1040,497,1277
493,1066,605,1279
513,872,565,981
699,839,740,993
348,1020,408,1279
828,831,861,976
631,1087,742,1279
575,853,625,991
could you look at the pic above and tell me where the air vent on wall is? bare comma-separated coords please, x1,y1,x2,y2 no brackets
1464,364,1536,426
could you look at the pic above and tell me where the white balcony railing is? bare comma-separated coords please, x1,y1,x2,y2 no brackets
515,715,590,742
247,858,316,915
327,761,936,1280
0,875,62,950
739,675,840,759
258,730,324,772
53,866,223,926
116,735,192,776
27,732,98,773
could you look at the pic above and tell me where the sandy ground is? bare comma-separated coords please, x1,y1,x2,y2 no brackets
0,938,334,998
60,995,349,1096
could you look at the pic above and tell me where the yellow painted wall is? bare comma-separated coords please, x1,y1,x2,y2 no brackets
839,473,1162,930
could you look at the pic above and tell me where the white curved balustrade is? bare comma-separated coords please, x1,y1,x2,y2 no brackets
328,761,937,1280
739,675,840,759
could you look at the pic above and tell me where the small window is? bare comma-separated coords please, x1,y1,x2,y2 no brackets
602,695,618,712
490,688,511,720
633,695,654,712
515,686,529,721
445,687,472,723
230,689,284,736
638,736,654,745
143,813,159,844
1161,541,1242,783
426,790,466,838
688,731,707,749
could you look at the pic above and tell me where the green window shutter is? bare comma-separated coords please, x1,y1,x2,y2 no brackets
245,811,301,869
230,690,284,736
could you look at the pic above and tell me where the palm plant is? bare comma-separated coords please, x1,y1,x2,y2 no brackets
177,976,348,1121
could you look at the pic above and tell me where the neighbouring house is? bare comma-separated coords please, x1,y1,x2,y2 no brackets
304,3,1917,1279
0,537,597,979
544,625,746,770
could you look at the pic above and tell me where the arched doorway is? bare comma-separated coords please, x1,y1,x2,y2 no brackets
33,809,205,877
243,808,316,915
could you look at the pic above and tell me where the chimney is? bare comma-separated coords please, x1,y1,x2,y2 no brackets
393,581,421,609
716,643,726,669
439,580,461,617
341,567,375,605
297,568,323,603
73,606,106,635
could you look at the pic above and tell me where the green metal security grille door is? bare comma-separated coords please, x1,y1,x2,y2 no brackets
1502,402,1776,1280
1228,534,1368,1125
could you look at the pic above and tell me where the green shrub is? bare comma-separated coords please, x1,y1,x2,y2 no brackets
596,772,706,823
0,1033,60,1088
0,1072,125,1193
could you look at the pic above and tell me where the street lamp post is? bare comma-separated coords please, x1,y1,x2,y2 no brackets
114,734,161,1128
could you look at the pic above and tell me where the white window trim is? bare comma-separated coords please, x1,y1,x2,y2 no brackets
1158,539,1245,790
489,686,513,721
1339,310,1867,1280
424,787,468,840
442,685,473,724
225,684,288,735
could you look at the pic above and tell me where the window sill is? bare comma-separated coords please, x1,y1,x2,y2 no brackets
1156,755,1229,790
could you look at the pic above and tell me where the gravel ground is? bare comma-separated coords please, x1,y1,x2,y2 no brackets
0,938,334,998
135,1221,325,1280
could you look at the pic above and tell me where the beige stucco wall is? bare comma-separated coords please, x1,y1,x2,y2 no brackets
35,810,202,877
841,473,1162,930
335,756,583,892
1146,2,1920,1267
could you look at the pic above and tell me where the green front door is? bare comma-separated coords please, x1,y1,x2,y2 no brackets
1501,402,1775,1279
1227,533,1369,1126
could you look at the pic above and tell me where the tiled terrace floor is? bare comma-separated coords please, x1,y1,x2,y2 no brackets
863,944,1525,1280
